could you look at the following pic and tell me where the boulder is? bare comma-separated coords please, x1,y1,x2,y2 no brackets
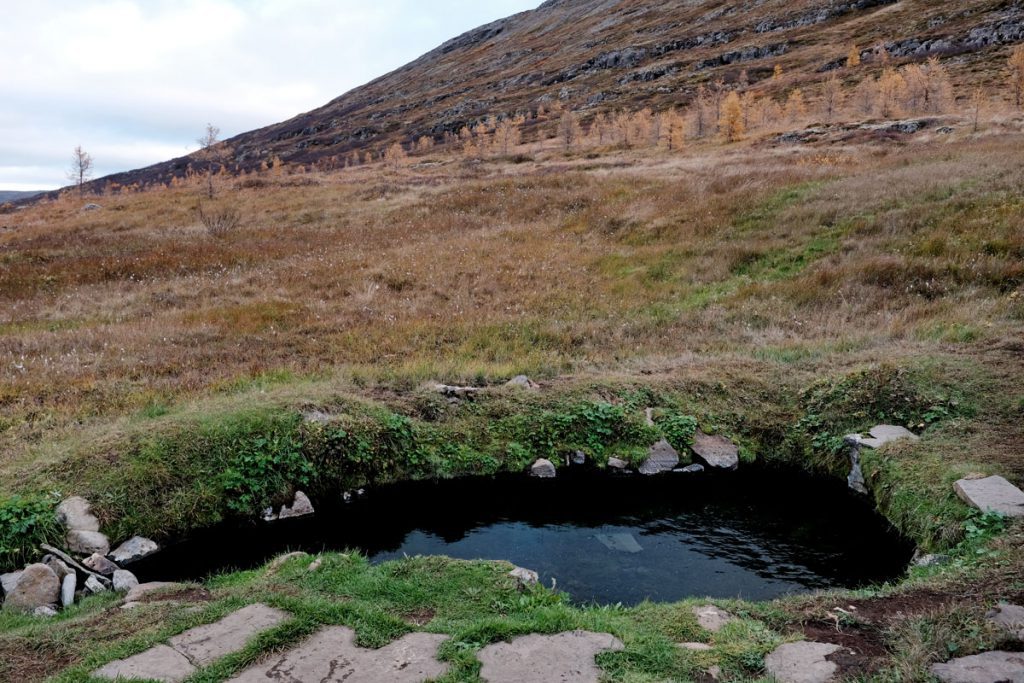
83,553,120,576
639,439,679,475
691,431,739,470
67,529,110,556
278,492,315,520
3,564,59,613
530,458,557,478
61,574,77,608
853,425,919,450
509,567,539,588
113,570,140,593
42,555,73,581
1,571,22,596
506,375,539,389
607,457,629,470
693,605,735,633
930,651,1024,683
987,604,1024,641
764,641,842,683
915,554,951,568
570,450,586,465
56,496,101,532
954,476,1024,517
109,536,160,564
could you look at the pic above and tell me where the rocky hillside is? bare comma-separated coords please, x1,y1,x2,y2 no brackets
87,0,1023,188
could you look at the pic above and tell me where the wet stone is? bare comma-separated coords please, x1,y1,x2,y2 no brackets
764,641,842,683
477,630,624,683
225,626,449,683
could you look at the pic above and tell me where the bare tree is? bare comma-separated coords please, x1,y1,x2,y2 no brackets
68,146,93,196
196,123,227,198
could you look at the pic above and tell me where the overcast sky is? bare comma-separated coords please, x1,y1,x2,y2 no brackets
0,0,540,191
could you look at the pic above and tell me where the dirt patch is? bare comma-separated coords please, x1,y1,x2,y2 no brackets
0,638,75,683
139,587,213,604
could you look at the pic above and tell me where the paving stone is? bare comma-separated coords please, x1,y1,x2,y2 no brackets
94,644,196,683
226,626,449,683
764,641,842,683
169,604,288,666
987,603,1024,641
693,605,735,633
478,630,623,683
691,431,739,470
930,650,1024,683
639,439,679,475
57,496,101,532
855,425,919,449
954,476,1024,517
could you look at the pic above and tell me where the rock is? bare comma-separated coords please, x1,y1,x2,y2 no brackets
854,425,919,450
509,566,539,588
57,496,101,532
39,543,111,588
61,573,77,608
224,626,449,683
675,464,705,474
530,458,557,478
595,533,643,553
477,630,624,683
113,570,139,593
607,457,629,470
85,575,108,594
120,601,141,610
33,605,58,618
83,553,120,575
42,555,73,581
570,450,586,465
764,641,843,683
506,375,539,389
987,604,1024,641
708,665,722,680
691,431,739,470
639,439,679,475
169,604,288,666
644,407,656,427
915,553,951,568
679,642,713,651
94,644,197,683
930,651,1024,683
954,476,1024,517
278,491,315,520
3,564,59,613
307,558,323,572
109,536,160,564
266,551,310,573
124,582,187,603
1,571,23,596
433,383,480,398
693,605,735,633
82,203,103,211
66,529,110,556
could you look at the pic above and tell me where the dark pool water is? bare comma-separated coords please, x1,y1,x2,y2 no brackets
132,466,914,605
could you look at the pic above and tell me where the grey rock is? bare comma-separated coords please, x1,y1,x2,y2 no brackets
679,642,713,651
278,491,315,520
3,564,59,613
113,570,139,593
66,529,110,556
570,450,586,466
915,553,951,568
57,496,101,532
595,533,643,554
82,203,103,211
930,651,1024,683
530,458,557,479
93,644,196,683
83,553,119,576
639,439,679,475
124,582,186,603
644,407,656,427
33,605,58,618
225,626,449,683
676,464,705,474
1,571,23,596
855,425,919,450
607,457,629,470
693,605,735,633
433,383,480,398
506,375,539,389
169,604,288,666
478,630,624,683
39,543,109,587
843,439,868,495
85,575,108,594
61,573,77,608
987,604,1024,641
692,431,739,470
765,641,843,683
42,554,74,580
109,536,160,564
954,476,1024,517
509,566,540,588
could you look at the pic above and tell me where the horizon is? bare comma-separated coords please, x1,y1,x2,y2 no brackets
0,0,540,192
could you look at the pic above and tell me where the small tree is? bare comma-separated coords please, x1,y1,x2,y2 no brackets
494,116,524,156
558,110,581,150
384,142,409,171
785,88,807,122
1009,45,1024,109
196,123,227,198
720,92,745,142
970,88,985,133
68,146,93,196
822,73,845,122
773,64,784,81
846,45,861,69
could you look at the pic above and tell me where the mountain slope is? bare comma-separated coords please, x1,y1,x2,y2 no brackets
94,0,1022,188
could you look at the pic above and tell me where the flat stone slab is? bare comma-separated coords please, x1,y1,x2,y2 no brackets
227,626,449,683
693,605,735,633
169,603,288,666
764,641,842,683
595,533,643,554
691,431,739,470
987,604,1024,641
930,650,1024,683
94,644,196,683
854,425,919,450
954,476,1024,517
639,439,679,475
478,630,624,683
124,581,188,603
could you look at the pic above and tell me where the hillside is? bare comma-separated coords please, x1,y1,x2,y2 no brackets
82,0,1023,190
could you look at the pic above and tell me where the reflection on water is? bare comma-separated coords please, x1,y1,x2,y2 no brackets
133,466,914,605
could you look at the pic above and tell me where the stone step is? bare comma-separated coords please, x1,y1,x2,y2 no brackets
477,630,624,683
954,475,1024,517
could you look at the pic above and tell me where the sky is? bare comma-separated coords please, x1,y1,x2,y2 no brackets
0,0,540,191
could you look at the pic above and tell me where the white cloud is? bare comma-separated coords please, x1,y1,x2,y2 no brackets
0,0,539,190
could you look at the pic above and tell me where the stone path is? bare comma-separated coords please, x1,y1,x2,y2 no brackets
850,425,919,450
764,641,842,683
477,630,624,683
226,626,450,683
954,475,1024,517
94,604,288,682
